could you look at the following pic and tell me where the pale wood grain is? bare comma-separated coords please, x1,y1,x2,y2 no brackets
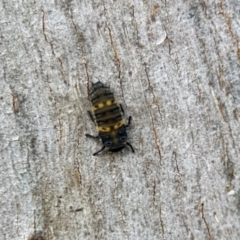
1,1,240,239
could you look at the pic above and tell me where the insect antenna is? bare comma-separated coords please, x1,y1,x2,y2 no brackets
87,111,95,122
85,134,98,139
120,104,124,115
126,142,135,153
93,145,106,156
126,116,132,127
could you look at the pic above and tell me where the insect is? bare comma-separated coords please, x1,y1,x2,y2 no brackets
86,81,134,156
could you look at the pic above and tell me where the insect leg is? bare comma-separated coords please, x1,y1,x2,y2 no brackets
120,104,124,115
85,134,99,139
126,142,135,153
126,116,132,127
87,111,94,122
93,145,106,156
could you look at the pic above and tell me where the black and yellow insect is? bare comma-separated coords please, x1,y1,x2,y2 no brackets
86,81,134,156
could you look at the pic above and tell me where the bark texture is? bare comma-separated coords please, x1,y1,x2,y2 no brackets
1,0,240,239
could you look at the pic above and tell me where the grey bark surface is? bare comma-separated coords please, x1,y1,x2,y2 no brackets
1,1,240,240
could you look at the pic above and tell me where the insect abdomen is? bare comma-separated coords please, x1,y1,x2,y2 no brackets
90,84,124,132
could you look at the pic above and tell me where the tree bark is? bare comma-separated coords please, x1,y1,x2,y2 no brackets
1,1,240,239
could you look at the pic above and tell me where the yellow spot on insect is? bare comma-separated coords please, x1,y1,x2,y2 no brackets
98,126,111,132
98,103,104,108
91,103,105,111
91,106,96,111
106,99,117,106
106,100,112,106
114,120,125,129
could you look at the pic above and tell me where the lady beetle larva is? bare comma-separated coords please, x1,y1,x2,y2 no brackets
86,81,134,156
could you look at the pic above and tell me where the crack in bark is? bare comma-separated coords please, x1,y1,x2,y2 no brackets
42,8,67,85
57,57,67,84
220,127,235,184
143,63,162,163
106,23,125,104
41,9,48,43
102,2,125,103
162,1,173,56
211,87,226,120
30,211,46,239
152,180,164,237
151,115,162,164
153,179,156,203
105,25,125,104
106,24,121,79
201,202,212,239
144,63,162,119
41,9,55,56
